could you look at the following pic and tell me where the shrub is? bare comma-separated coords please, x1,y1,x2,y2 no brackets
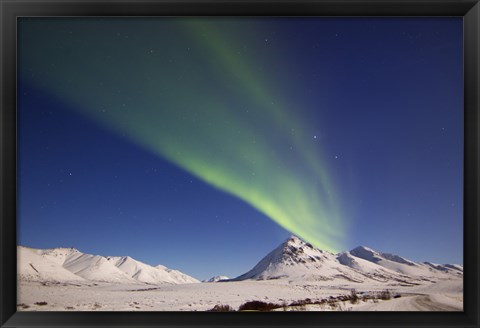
289,298,312,307
338,295,348,302
208,304,234,312
350,289,359,304
34,301,48,306
379,290,391,300
238,301,283,312
293,304,307,311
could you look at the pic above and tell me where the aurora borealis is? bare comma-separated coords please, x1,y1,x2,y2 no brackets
19,18,344,251
18,17,463,278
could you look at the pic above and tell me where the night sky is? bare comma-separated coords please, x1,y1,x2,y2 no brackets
18,17,463,280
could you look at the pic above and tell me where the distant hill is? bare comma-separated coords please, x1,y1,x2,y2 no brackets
18,246,199,285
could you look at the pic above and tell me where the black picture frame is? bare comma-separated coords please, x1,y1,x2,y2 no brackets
1,0,478,327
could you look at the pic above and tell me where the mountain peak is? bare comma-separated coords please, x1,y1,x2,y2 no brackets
351,245,376,253
40,246,81,254
284,235,316,249
233,235,336,281
279,236,326,261
285,235,302,243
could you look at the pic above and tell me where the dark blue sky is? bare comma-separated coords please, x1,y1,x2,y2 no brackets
18,17,463,280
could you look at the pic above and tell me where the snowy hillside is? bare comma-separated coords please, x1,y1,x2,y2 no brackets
105,256,198,284
17,247,85,283
63,253,138,284
154,265,200,284
18,246,199,285
233,236,368,282
17,238,463,312
336,251,405,281
203,275,230,282
234,236,462,284
349,246,462,278
18,237,461,288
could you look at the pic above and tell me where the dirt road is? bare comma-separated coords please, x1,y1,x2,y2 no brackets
353,294,462,311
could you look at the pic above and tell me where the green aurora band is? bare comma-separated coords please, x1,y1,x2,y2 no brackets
19,18,346,252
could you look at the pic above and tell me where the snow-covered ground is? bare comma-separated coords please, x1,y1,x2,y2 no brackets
17,236,463,311
17,278,463,311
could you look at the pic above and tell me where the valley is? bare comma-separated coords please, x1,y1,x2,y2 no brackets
17,236,463,311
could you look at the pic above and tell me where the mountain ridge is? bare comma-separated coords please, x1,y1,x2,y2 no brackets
18,236,462,286
17,245,199,285
232,235,462,284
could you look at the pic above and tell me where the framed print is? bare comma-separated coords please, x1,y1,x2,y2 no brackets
1,0,479,327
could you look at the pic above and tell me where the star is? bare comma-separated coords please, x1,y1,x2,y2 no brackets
313,135,317,139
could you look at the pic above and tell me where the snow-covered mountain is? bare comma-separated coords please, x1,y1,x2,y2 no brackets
63,253,138,284
234,236,462,284
104,256,198,284
18,247,85,283
443,264,463,272
336,251,405,281
18,246,199,285
233,236,369,282
18,237,461,287
349,246,462,278
202,275,229,283
153,264,200,284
